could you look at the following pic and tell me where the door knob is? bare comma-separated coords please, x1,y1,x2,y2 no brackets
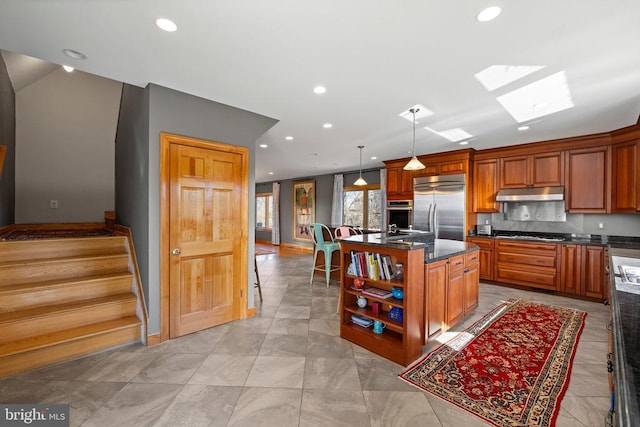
172,248,181,256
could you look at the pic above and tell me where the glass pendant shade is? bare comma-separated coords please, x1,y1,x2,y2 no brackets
354,145,367,186
403,108,425,170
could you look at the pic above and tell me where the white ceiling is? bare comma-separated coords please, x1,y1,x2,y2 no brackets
1,1,639,183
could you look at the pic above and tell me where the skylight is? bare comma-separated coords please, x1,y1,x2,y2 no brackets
475,65,545,91
398,104,434,122
496,71,574,123
425,127,473,142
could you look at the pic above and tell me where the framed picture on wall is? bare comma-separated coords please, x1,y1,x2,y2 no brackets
292,179,315,241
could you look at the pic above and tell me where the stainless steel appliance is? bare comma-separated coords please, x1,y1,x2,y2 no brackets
386,200,412,230
413,174,465,241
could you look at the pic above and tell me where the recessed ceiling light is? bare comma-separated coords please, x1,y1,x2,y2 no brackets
156,18,177,32
475,65,545,91
518,125,530,131
476,6,501,22
459,141,470,145
62,65,74,72
323,123,333,128
399,104,434,122
497,71,574,123
268,172,274,175
313,86,326,94
285,136,294,140
259,144,268,148
62,49,87,60
370,156,377,160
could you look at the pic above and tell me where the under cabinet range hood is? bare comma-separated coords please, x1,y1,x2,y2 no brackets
495,186,565,202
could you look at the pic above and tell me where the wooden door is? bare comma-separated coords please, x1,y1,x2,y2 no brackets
168,141,245,338
499,155,529,188
531,152,563,187
583,245,605,299
463,262,479,314
473,159,500,212
560,244,582,295
611,141,637,213
424,259,447,343
566,146,610,212
446,265,464,327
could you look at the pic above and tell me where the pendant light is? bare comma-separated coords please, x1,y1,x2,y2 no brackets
403,108,426,170
354,145,367,186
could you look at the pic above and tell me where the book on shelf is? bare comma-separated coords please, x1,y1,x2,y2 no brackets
362,287,393,299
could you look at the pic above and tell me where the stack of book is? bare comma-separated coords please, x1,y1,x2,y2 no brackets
362,287,393,299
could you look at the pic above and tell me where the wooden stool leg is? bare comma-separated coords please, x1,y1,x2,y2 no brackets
254,255,263,302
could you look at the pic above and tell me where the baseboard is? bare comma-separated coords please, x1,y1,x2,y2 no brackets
281,243,313,253
256,239,273,245
146,333,161,346
246,307,256,317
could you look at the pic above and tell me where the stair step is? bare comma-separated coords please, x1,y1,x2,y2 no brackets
0,253,130,286
0,236,127,263
0,272,134,313
0,318,141,378
0,293,138,344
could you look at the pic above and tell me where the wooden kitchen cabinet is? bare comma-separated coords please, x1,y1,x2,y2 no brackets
473,159,500,212
559,243,608,300
611,140,639,213
424,249,479,344
565,146,610,212
424,259,447,340
466,237,495,281
499,152,564,188
385,161,414,200
446,255,466,328
496,240,560,291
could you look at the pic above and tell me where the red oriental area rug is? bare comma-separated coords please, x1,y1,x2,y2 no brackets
400,299,586,427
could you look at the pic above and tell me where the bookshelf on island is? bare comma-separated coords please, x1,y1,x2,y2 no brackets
339,239,425,366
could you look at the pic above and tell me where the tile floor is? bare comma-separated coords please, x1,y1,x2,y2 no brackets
0,253,610,426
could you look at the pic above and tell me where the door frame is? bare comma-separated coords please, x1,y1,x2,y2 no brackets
159,132,249,342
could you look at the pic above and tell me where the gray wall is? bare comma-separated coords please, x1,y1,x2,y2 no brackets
0,53,15,227
478,212,640,237
116,83,278,335
14,69,121,223
257,168,382,247
115,84,150,304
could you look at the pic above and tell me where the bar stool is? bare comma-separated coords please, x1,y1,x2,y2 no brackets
310,223,341,288
254,254,263,302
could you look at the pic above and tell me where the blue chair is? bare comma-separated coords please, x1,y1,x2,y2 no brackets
310,223,341,288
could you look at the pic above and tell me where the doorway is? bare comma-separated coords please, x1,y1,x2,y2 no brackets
160,133,248,340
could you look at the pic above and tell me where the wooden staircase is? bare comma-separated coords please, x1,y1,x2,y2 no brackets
0,234,145,378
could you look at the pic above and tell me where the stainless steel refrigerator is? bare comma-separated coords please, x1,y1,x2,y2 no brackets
413,174,465,241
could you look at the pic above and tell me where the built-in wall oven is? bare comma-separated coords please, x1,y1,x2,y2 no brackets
386,200,413,230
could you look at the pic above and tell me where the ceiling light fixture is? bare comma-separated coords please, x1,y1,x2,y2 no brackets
354,146,367,186
323,123,333,128
156,18,177,32
62,65,74,72
476,6,501,22
62,49,87,60
313,86,326,94
518,125,530,131
403,108,426,171
459,141,469,145
259,144,268,148
285,136,294,140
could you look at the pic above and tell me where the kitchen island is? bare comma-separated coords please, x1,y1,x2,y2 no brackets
337,233,478,365
608,246,640,427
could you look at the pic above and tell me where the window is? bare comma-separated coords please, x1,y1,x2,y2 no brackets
343,184,382,229
256,193,273,230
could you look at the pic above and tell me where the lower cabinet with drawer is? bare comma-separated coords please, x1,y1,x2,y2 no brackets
424,249,479,344
496,240,560,291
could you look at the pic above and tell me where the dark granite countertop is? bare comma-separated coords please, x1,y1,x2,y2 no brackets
609,247,640,427
338,233,478,264
469,231,640,247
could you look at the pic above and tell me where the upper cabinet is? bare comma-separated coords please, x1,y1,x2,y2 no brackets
473,159,500,213
384,160,414,200
499,152,564,188
611,140,639,213
565,146,611,213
